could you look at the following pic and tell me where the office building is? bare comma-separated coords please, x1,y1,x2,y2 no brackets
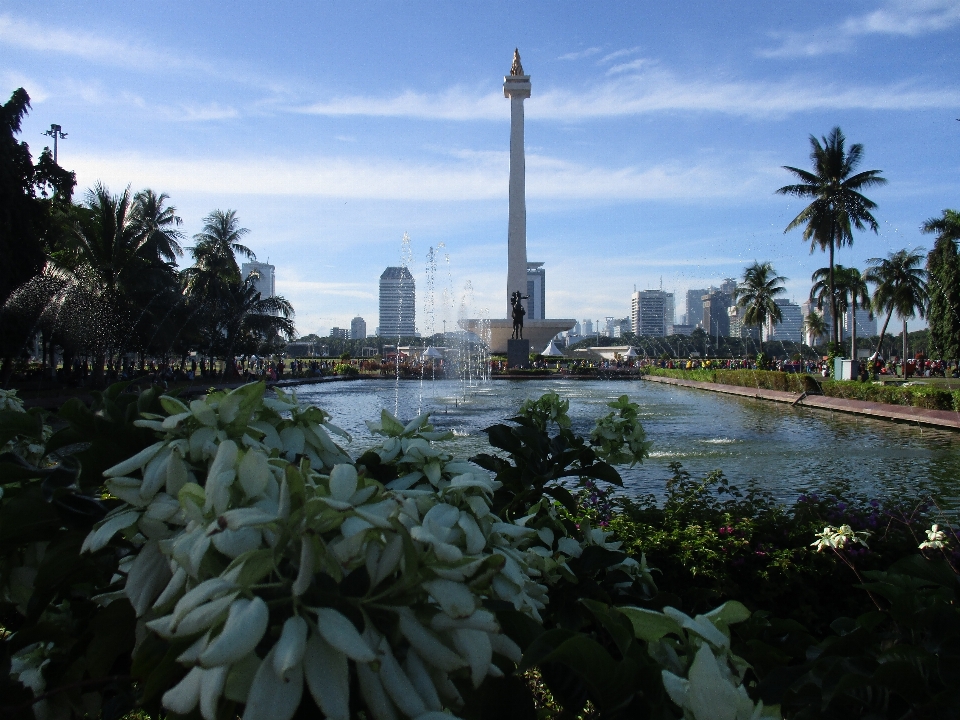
702,290,731,338
631,290,675,337
526,262,545,320
350,316,367,340
241,261,276,299
379,267,416,337
670,324,695,336
727,306,760,340
329,327,348,340
844,307,876,337
685,289,708,328
766,299,804,343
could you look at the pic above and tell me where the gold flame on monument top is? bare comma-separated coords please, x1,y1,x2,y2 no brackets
510,48,524,76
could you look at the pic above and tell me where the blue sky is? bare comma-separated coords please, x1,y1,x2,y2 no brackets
3,1,959,336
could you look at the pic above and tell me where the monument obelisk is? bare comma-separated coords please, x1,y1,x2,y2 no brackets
461,50,574,359
504,49,531,318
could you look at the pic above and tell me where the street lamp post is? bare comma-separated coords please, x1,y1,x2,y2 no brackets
42,124,67,163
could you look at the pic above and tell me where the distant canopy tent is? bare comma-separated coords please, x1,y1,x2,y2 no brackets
422,346,444,359
542,340,565,356
624,346,639,358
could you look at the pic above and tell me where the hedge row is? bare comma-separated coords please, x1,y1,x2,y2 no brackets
643,367,960,411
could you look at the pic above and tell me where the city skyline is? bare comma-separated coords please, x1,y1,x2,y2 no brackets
3,2,958,335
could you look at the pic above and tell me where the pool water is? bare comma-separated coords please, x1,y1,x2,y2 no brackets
293,378,960,507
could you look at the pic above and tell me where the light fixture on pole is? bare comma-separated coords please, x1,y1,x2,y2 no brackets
42,123,67,163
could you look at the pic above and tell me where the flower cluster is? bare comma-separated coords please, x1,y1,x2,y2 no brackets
76,382,595,720
919,524,948,550
810,524,872,552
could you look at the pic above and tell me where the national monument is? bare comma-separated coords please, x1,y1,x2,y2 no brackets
462,50,575,363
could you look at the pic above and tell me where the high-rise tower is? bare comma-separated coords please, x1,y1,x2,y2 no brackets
504,49,531,317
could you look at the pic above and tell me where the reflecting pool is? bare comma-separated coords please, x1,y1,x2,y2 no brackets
294,378,960,506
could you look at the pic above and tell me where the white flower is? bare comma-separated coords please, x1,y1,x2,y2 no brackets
920,523,948,549
811,524,871,552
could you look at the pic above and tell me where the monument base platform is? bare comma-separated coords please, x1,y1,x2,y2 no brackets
460,319,576,355
507,339,530,368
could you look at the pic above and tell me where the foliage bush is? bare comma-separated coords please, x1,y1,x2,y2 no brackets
2,384,958,719
332,363,360,377
644,367,960,410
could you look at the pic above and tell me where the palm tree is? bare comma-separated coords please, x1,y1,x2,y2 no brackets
865,248,928,376
813,265,870,357
810,266,849,343
131,189,184,264
777,127,886,346
200,277,295,376
733,261,787,341
803,310,828,346
186,209,256,303
836,266,871,363
922,209,960,361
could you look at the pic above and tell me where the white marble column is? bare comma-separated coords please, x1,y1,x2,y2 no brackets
504,68,531,317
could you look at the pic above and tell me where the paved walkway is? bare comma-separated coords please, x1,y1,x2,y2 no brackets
642,374,960,431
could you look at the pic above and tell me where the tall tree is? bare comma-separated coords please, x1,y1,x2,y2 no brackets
185,209,255,303
922,209,960,361
810,266,849,343
836,266,871,363
777,127,886,346
131,189,184,264
0,88,76,377
803,311,828,347
865,248,928,375
733,261,786,339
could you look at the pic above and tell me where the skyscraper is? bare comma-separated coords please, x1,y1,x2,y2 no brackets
702,290,731,338
685,288,708,328
631,290,674,337
526,262,545,320
766,299,804,343
350,316,367,340
241,261,275,298
379,267,416,337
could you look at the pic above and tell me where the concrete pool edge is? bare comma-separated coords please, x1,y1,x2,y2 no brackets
642,374,960,432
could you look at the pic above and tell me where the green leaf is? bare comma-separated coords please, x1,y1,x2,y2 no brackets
380,409,405,436
705,600,751,627
0,409,43,446
580,599,635,656
227,548,276,587
620,606,684,643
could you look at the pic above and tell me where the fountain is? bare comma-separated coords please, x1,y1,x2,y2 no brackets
461,50,574,363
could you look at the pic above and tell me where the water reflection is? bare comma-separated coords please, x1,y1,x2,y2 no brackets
294,379,960,506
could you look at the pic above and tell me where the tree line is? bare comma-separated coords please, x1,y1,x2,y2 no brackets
0,88,295,385
726,127,957,364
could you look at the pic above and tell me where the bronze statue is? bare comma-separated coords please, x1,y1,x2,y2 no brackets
510,48,524,76
510,290,529,339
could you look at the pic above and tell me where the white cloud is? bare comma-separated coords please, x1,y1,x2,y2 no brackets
293,65,960,122
0,13,288,93
558,47,602,61
846,0,960,36
296,87,503,121
760,0,960,57
605,58,652,76
67,148,774,203
598,47,642,65
1,71,48,102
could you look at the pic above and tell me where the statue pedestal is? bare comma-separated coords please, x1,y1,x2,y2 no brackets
460,319,576,354
507,339,530,369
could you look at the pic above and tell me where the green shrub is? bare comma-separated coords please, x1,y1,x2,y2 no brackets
332,362,359,376
646,368,959,411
